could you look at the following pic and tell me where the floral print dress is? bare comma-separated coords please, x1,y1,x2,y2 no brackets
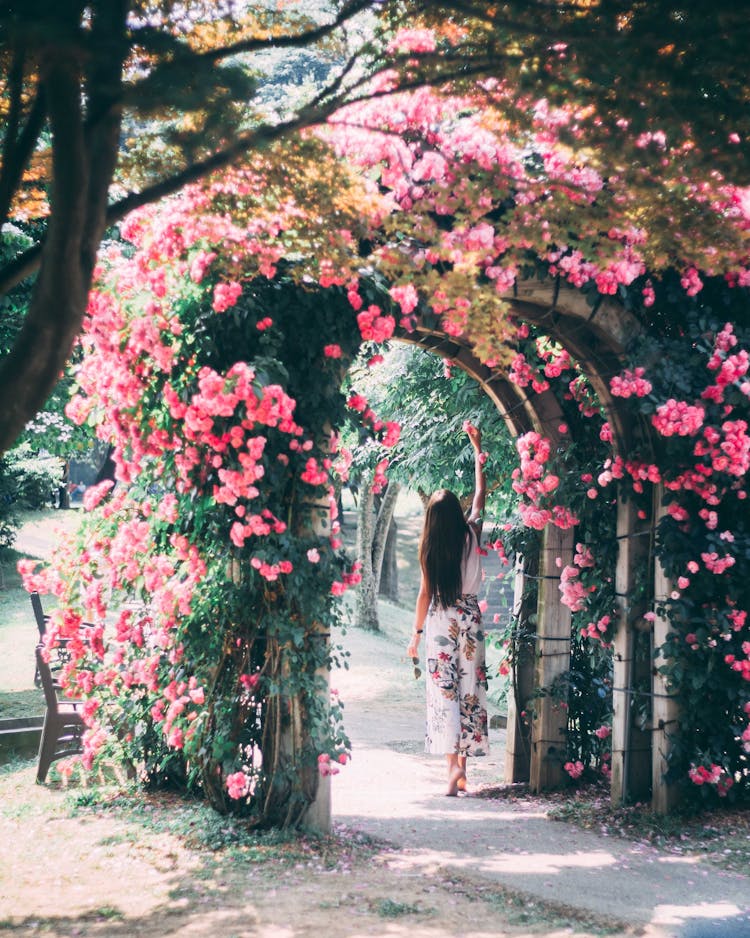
424,527,489,756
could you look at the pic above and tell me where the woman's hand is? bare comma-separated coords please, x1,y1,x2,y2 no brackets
464,421,482,451
406,632,421,659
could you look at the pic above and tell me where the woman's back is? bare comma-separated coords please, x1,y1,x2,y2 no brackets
461,527,482,595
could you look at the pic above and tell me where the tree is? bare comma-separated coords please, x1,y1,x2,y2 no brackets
0,0,388,453
353,473,400,630
411,0,750,185
348,344,517,507
344,343,517,630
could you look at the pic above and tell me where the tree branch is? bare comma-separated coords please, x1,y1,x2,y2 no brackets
81,0,129,273
0,51,500,296
187,0,377,64
0,55,47,230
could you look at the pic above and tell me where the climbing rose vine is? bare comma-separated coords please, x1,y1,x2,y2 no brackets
19,171,406,824
496,275,749,800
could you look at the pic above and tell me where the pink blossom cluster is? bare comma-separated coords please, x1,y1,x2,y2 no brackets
559,564,595,613
546,249,598,289
512,431,557,500
512,432,579,531
701,551,736,574
596,456,661,494
540,346,572,380
389,283,419,329
229,510,286,547
687,763,734,796
346,391,401,455
386,27,437,55
371,458,390,494
301,457,331,487
680,267,703,297
697,420,750,477
610,367,653,398
508,353,549,393
212,281,242,313
702,324,750,402
572,544,593,569
581,614,612,645
330,562,363,598
356,304,396,343
651,400,705,437
226,771,250,799
567,374,600,418
317,752,346,776
250,556,294,582
564,760,584,779
724,645,750,681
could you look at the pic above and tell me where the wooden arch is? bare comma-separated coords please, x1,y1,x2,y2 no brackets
395,279,678,811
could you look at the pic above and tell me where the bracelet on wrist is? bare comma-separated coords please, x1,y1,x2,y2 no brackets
415,628,423,635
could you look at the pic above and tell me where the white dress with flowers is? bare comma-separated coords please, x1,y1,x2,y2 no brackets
423,527,489,756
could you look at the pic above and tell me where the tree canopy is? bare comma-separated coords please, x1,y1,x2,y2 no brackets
1,0,749,452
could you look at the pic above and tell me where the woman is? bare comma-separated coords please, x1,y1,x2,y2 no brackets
407,423,488,796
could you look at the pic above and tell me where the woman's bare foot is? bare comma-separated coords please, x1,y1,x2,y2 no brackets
446,765,467,796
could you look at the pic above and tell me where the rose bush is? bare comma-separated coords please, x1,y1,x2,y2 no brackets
19,173,402,825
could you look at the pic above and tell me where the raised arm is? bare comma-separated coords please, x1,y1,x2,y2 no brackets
465,423,486,533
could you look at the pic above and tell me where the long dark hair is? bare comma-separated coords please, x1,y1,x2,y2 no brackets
418,489,471,609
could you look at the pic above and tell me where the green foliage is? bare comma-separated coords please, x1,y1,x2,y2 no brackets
345,342,517,515
0,443,62,554
0,223,34,355
3,443,62,508
375,898,427,918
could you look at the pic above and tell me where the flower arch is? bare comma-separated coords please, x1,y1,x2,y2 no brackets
18,62,750,823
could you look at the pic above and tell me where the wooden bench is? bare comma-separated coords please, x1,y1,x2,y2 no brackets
31,591,50,687
35,642,84,783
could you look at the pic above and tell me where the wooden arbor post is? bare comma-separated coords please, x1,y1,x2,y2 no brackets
296,444,338,833
610,499,652,805
651,485,681,813
530,524,575,791
504,554,536,783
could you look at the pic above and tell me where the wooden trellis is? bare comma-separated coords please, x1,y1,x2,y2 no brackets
389,280,682,814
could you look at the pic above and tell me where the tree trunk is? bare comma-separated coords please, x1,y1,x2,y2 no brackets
355,477,400,630
372,481,400,595
378,516,399,601
355,479,379,631
0,3,128,454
